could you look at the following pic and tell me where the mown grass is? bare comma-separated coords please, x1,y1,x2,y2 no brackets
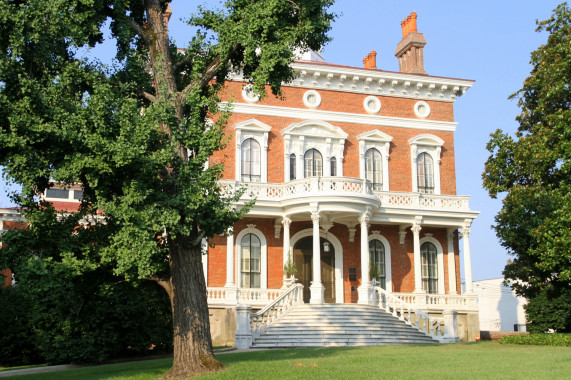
5,342,571,380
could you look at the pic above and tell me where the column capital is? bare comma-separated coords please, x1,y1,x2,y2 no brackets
311,210,320,224
411,223,422,235
359,207,372,226
281,216,292,228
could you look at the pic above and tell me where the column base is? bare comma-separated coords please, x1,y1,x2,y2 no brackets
357,284,376,305
309,282,324,304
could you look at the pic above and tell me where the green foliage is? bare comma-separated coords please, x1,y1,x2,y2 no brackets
499,333,571,346
369,257,381,281
482,3,571,317
0,287,43,367
524,288,571,333
283,248,297,277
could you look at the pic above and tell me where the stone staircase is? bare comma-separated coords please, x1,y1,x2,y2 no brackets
251,303,438,348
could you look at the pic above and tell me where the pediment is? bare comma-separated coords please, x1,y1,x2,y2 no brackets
408,134,444,147
357,129,393,143
234,119,272,133
282,120,348,139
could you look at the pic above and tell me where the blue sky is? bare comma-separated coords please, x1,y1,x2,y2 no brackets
0,0,563,282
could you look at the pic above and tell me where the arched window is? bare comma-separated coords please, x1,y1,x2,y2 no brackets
369,239,386,289
241,138,261,182
365,148,383,190
417,152,434,193
304,149,323,178
290,154,296,180
240,233,261,288
330,157,337,176
421,242,438,294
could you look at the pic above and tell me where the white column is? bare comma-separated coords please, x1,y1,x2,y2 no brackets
282,217,292,287
225,228,235,286
447,228,457,294
309,210,324,304
461,221,474,294
412,220,424,293
225,227,238,304
337,156,343,177
358,208,375,305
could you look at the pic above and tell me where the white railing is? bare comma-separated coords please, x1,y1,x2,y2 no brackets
250,283,304,337
207,287,284,306
219,178,471,211
393,292,479,312
375,286,446,342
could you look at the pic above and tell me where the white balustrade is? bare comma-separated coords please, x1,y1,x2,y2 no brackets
250,284,304,337
393,292,478,312
218,178,471,211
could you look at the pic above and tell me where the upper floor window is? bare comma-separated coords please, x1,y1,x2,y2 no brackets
240,233,261,288
369,239,386,289
290,154,296,180
421,242,438,294
409,134,444,194
304,149,323,178
241,138,261,182
358,130,392,192
365,148,383,191
417,152,434,194
330,157,337,177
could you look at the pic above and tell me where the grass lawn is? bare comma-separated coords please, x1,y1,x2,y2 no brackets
4,342,570,379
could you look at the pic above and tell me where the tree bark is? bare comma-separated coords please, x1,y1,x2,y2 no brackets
159,239,223,379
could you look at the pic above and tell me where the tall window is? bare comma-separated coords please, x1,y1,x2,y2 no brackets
369,239,386,289
304,149,323,178
365,148,383,190
417,152,434,193
241,234,261,288
421,242,438,294
330,157,337,176
241,138,261,182
290,154,296,180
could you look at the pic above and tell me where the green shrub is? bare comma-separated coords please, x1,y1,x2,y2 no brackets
524,288,571,333
0,287,44,366
499,333,571,346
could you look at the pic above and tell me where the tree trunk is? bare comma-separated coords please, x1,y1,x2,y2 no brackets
159,239,224,379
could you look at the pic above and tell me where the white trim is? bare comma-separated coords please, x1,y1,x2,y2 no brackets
235,226,268,289
419,235,445,294
358,130,393,191
241,84,260,103
414,101,431,118
234,119,271,183
226,102,459,132
409,134,444,194
283,120,346,179
290,228,344,303
363,96,381,114
368,232,392,292
303,90,322,108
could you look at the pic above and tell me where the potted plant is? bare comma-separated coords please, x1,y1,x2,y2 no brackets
369,257,381,287
283,248,297,287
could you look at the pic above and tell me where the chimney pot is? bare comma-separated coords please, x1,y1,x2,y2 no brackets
395,12,426,75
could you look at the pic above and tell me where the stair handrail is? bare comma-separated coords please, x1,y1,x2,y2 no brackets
374,286,444,341
250,283,304,337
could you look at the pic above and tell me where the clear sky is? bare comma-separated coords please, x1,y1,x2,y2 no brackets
0,0,563,282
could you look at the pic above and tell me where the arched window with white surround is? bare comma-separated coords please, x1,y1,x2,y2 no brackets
240,233,261,288
417,152,434,193
365,148,383,191
235,225,268,289
241,138,261,182
304,148,323,178
419,235,445,294
409,134,444,194
234,119,271,183
368,232,392,291
358,130,392,192
282,120,347,181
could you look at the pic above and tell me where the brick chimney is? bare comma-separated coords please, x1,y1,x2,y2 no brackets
363,51,378,69
163,4,173,30
394,12,427,74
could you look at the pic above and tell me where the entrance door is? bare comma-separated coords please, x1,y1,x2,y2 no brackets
293,236,336,303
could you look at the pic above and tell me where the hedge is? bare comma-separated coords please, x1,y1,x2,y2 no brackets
498,333,571,346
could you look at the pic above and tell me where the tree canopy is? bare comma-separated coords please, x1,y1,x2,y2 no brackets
0,0,334,377
483,2,570,331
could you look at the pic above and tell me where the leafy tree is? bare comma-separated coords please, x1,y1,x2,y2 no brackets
0,0,333,377
483,3,570,331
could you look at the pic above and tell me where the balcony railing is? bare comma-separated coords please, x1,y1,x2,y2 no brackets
219,177,471,211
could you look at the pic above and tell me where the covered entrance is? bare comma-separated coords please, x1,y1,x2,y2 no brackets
293,236,336,303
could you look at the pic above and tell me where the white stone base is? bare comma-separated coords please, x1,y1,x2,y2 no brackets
357,284,376,305
309,282,325,304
